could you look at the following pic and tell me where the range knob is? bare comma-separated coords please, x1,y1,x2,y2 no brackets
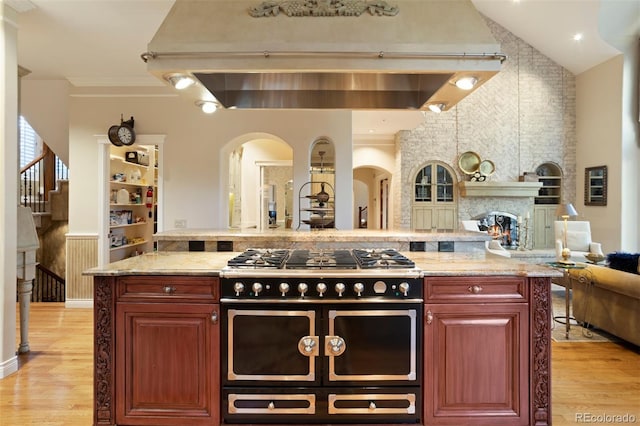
298,283,308,297
233,282,245,296
316,282,327,297
399,281,410,297
335,282,346,297
251,282,263,296
353,282,364,297
279,282,290,297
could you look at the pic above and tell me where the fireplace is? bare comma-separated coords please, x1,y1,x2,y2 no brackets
472,211,519,249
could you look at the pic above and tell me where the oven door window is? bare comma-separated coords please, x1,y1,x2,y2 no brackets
325,307,420,383
226,309,318,383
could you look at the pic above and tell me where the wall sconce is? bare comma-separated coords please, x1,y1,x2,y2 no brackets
195,100,220,114
166,74,195,90
454,76,478,90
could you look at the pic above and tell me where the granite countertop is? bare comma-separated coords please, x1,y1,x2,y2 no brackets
84,251,561,278
84,252,231,276
412,252,561,277
154,228,492,242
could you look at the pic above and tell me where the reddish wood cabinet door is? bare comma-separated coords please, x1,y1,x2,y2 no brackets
424,302,529,425
115,302,220,425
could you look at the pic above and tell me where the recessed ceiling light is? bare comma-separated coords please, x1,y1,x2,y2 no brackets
195,100,220,114
573,33,584,41
427,103,446,113
454,77,478,91
166,74,196,90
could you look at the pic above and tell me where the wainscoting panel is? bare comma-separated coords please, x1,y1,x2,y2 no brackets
66,234,98,305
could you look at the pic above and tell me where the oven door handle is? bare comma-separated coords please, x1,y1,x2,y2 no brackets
324,335,346,357
298,336,320,357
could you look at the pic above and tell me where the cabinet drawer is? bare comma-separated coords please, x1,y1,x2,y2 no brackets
118,276,219,302
425,276,527,303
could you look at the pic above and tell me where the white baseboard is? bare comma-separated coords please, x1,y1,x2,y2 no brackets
65,299,94,309
0,355,18,379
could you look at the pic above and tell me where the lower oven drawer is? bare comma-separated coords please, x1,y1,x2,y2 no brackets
223,387,420,424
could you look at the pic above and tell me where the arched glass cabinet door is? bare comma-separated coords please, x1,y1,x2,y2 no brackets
415,165,432,202
435,165,454,202
415,164,454,203
412,162,457,231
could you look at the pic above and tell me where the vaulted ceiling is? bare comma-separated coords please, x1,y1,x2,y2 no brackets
10,0,639,135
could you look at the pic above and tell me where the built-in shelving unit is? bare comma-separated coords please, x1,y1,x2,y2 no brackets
108,145,158,262
533,163,563,249
534,166,562,205
98,134,165,266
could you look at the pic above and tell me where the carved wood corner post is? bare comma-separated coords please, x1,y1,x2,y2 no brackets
531,277,552,426
94,277,116,426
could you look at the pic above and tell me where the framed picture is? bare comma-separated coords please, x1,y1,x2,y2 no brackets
584,165,607,206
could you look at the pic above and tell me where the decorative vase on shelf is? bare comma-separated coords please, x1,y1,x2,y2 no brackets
316,183,330,206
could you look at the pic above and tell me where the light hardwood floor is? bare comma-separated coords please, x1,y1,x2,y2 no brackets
1,303,639,426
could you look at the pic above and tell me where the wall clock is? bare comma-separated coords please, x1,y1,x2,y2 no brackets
108,116,136,146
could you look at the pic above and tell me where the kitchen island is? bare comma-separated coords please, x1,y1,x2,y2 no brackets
86,251,559,426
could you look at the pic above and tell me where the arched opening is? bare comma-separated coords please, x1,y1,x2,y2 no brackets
353,165,391,230
298,138,336,229
228,135,293,230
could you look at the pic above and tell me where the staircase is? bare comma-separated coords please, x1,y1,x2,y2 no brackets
30,179,69,234
20,143,68,302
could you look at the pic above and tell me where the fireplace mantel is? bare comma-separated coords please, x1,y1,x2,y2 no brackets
458,181,543,197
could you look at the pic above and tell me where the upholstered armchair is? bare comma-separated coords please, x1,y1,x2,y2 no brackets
554,220,603,262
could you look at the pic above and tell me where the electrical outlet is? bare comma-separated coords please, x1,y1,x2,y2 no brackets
174,219,187,228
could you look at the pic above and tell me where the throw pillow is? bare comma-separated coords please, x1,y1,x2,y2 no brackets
565,230,590,252
607,252,640,275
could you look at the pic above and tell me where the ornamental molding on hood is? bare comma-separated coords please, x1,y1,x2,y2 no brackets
249,0,399,17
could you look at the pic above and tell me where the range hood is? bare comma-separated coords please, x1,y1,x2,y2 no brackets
144,0,505,110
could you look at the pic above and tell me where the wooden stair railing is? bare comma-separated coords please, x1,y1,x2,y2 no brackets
33,264,65,302
15,264,66,303
20,143,69,213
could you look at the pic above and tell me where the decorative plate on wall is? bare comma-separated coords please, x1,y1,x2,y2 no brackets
479,159,496,176
458,151,481,175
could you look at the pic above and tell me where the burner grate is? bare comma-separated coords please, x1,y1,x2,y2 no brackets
286,249,358,269
352,249,416,269
226,249,289,268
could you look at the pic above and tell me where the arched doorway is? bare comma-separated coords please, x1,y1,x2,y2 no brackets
353,166,392,230
227,136,293,230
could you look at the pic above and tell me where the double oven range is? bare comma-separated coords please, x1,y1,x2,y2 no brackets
219,248,423,424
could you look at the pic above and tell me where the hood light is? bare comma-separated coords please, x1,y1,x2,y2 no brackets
166,74,196,90
196,100,220,114
454,77,478,90
427,103,446,113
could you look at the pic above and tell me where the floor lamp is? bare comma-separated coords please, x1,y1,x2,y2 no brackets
555,203,578,264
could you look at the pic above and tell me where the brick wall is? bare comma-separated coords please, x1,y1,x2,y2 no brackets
395,17,576,230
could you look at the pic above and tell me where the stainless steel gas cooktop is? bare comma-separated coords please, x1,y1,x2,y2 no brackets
219,248,422,280
225,248,415,269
